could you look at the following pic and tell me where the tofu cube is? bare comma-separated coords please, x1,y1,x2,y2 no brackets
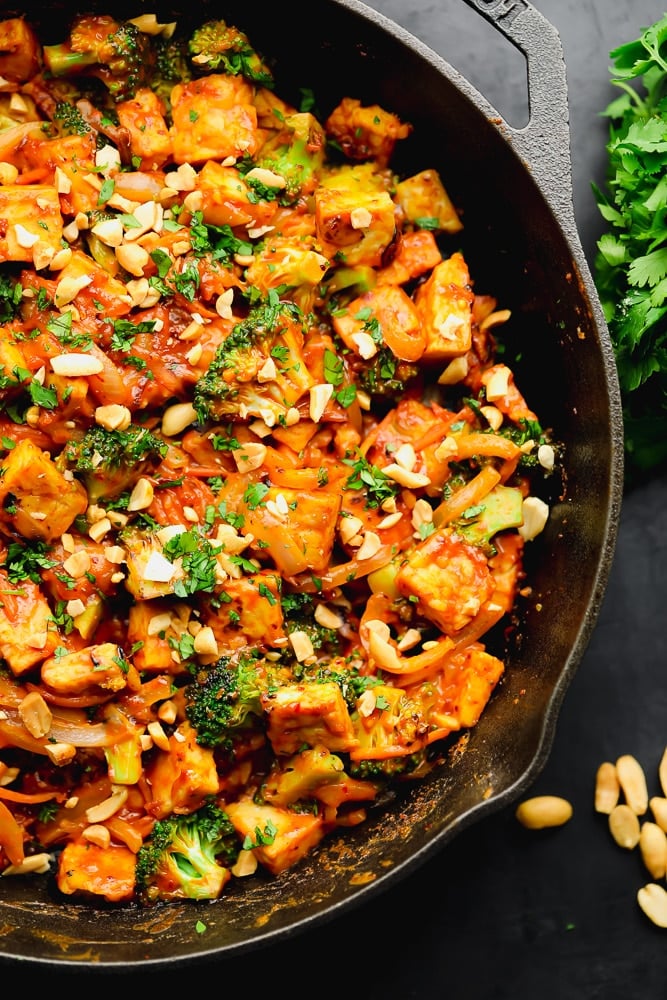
452,646,505,728
0,571,60,676
394,168,463,234
40,642,129,696
242,486,341,576
0,438,88,542
315,185,396,267
115,87,172,169
225,798,325,875
202,572,286,654
261,681,359,755
170,74,260,164
0,184,63,264
413,251,475,360
396,527,495,635
57,839,136,903
25,134,99,216
197,160,277,228
145,722,220,818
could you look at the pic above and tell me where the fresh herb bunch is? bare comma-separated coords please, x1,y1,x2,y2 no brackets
593,14,667,484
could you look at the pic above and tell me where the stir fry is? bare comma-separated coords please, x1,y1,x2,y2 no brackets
0,11,557,905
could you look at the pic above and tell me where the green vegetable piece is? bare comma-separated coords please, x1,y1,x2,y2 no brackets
455,484,524,547
134,801,238,902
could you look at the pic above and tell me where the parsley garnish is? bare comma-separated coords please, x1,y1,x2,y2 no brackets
594,13,667,478
110,318,156,352
163,528,221,597
243,481,270,510
3,540,57,583
343,454,399,508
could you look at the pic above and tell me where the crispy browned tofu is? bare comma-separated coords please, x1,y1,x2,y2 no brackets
0,570,60,676
397,527,495,635
0,438,88,542
170,74,260,164
57,839,136,903
127,599,194,674
241,485,341,577
116,87,172,169
23,133,99,216
41,642,130,696
413,251,475,360
315,184,396,267
196,159,278,228
262,681,359,755
145,722,220,818
376,228,443,286
394,168,463,234
0,18,41,82
325,97,411,167
0,184,63,264
450,646,505,728
225,797,325,875
201,571,286,653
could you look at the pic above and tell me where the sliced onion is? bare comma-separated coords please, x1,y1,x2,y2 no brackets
47,716,128,748
0,708,127,750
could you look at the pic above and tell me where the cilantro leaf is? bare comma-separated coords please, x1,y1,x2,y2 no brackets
593,12,667,481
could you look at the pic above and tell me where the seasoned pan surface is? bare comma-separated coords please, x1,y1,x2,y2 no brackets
0,0,623,967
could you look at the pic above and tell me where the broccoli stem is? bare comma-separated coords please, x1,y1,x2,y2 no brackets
43,44,99,77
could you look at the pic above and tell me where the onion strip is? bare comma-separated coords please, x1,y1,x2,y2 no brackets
432,465,502,527
0,799,24,867
0,787,59,804
0,708,130,750
289,539,410,592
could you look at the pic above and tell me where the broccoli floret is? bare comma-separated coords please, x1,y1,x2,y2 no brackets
64,424,167,473
0,273,22,324
188,20,273,86
185,654,265,749
152,35,192,117
356,346,418,398
294,657,384,712
62,424,168,501
154,34,192,85
348,752,426,781
188,211,253,266
193,291,312,426
52,100,92,137
135,800,238,902
42,14,154,102
281,592,342,656
254,113,326,203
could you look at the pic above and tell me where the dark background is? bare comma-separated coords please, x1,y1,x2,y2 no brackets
20,1,667,993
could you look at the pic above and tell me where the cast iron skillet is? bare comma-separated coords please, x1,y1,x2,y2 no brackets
0,0,624,969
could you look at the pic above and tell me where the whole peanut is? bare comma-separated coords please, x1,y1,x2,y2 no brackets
638,883,667,928
515,795,573,830
616,754,649,816
639,821,667,878
608,803,641,849
594,761,620,814
650,796,667,833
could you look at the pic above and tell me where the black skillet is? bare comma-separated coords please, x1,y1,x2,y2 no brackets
0,0,623,969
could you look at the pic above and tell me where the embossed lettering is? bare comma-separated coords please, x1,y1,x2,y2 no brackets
471,0,527,27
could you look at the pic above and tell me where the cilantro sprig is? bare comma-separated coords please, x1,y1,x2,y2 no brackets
343,454,399,509
593,14,667,481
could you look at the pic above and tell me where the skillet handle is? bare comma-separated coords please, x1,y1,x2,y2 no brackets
462,0,574,227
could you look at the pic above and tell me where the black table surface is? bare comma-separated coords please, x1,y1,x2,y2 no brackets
19,1,667,993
